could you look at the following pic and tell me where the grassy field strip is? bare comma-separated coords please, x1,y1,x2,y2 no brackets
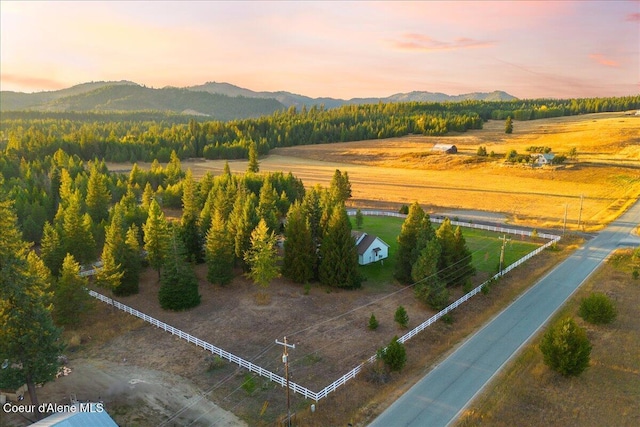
80,220,558,405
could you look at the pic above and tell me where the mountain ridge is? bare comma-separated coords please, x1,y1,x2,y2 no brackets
1,80,517,118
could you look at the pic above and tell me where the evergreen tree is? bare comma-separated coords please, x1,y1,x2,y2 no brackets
300,185,324,250
205,209,235,286
319,204,361,289
165,150,183,185
257,179,280,233
451,226,475,285
436,219,475,287
505,116,513,134
54,254,91,326
85,164,111,224
412,239,449,308
180,169,203,263
119,185,147,230
141,182,155,211
394,305,409,328
96,207,125,295
61,191,96,265
0,198,63,419
378,336,407,372
247,140,260,173
329,169,352,204
244,218,280,289
395,202,425,284
282,202,315,283
368,313,379,330
40,221,66,277
159,228,201,310
117,224,142,296
355,208,364,229
143,199,169,278
540,317,591,377
234,193,259,270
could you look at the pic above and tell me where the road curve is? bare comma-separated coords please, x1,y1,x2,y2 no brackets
369,199,640,427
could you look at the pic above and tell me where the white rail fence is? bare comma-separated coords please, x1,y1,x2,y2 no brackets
87,290,318,400
85,212,560,402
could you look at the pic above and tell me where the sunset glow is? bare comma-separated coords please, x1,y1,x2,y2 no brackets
1,0,638,99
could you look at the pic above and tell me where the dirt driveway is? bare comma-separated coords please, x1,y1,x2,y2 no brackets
3,358,246,427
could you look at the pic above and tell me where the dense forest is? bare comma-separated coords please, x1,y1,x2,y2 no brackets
2,96,637,168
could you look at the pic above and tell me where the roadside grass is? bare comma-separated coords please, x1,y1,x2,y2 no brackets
464,229,540,274
456,249,640,427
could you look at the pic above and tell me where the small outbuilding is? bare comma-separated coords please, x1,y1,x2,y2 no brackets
352,231,389,265
431,143,457,154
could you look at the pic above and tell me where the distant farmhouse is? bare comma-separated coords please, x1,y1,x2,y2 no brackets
431,143,457,154
532,153,555,166
352,231,389,265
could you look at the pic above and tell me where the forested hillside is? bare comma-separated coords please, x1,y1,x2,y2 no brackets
1,84,285,121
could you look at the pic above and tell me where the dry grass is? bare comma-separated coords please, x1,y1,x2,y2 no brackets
456,249,640,427
107,112,639,233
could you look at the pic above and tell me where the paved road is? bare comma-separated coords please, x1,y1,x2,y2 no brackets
370,200,640,427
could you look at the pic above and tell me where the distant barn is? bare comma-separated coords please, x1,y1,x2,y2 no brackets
431,143,457,154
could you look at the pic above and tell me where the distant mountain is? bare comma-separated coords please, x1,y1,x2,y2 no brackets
187,82,346,109
1,82,285,121
188,82,516,108
1,80,517,119
0,81,137,111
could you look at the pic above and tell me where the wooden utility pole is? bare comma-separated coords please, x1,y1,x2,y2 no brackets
562,203,568,236
499,234,510,273
276,337,295,426
577,194,584,230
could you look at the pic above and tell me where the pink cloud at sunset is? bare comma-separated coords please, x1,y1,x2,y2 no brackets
392,34,495,52
0,1,638,99
589,54,620,68
626,12,640,22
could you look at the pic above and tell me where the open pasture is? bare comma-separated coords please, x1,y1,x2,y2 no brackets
165,112,639,232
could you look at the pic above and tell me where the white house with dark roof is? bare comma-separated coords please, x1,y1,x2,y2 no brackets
352,231,389,265
532,153,555,165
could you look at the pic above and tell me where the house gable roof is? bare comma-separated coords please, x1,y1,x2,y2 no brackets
351,231,390,255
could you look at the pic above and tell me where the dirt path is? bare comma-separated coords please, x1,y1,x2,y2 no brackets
4,358,246,427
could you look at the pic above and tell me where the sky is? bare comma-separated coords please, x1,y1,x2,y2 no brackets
1,1,638,99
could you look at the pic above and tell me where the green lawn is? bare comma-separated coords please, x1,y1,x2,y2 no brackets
350,215,542,288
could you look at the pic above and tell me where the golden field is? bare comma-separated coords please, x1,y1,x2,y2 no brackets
171,112,640,232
